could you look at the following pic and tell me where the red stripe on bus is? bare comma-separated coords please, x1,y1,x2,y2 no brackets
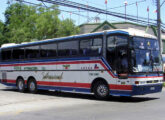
109,84,132,91
5,79,132,91
5,80,16,83
37,81,91,88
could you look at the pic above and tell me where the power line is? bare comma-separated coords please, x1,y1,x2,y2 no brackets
107,0,146,10
15,0,165,27
14,0,97,24
161,0,165,7
37,0,157,26
88,0,147,23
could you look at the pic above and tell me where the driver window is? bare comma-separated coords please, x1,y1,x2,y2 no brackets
107,35,128,75
116,49,128,74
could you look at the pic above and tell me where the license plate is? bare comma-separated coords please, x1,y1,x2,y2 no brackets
150,87,155,90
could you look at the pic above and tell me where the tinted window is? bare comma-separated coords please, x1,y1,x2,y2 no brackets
1,49,12,61
80,38,102,56
107,36,116,48
58,41,78,56
107,36,128,48
25,46,40,59
13,48,24,60
40,43,57,58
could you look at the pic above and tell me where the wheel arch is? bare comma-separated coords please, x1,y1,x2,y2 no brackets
91,77,109,93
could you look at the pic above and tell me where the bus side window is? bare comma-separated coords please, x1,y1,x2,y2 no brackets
40,43,57,58
1,49,12,61
92,38,102,55
25,46,40,59
58,41,78,57
80,39,92,56
13,48,24,60
80,38,102,56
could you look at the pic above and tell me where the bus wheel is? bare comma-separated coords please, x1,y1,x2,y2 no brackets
93,81,109,99
17,78,25,92
28,78,37,93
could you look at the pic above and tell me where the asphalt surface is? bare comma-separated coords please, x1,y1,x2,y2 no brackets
0,84,165,120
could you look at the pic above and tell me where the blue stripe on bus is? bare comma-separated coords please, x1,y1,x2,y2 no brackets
38,85,91,93
1,83,16,87
128,74,163,77
0,57,94,65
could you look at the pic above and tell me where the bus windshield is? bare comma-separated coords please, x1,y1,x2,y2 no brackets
131,37,162,73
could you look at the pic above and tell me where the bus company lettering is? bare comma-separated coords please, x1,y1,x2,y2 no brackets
14,66,21,70
42,72,63,80
24,67,38,70
81,64,99,70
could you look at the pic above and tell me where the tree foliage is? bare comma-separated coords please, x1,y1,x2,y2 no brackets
0,3,79,45
0,20,7,45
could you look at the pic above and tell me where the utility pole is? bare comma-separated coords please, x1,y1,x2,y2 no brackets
157,0,162,53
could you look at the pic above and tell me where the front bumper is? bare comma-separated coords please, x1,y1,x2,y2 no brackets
109,83,163,97
132,83,163,95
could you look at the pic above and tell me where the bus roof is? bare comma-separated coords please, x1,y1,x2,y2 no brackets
0,28,157,49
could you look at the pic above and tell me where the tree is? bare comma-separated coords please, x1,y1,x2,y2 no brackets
3,3,79,44
57,19,79,37
0,21,8,46
4,3,38,43
35,5,61,40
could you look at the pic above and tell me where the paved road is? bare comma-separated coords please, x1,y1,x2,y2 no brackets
0,84,165,120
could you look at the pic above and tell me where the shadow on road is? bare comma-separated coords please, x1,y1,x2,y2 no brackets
0,87,160,103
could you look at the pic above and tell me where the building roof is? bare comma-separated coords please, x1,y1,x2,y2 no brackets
79,21,165,40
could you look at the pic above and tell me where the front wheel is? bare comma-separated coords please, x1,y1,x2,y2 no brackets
93,81,109,99
28,78,37,93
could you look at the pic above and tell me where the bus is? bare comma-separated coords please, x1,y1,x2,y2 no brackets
0,28,163,99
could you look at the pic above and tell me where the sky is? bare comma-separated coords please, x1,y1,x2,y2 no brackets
0,0,165,26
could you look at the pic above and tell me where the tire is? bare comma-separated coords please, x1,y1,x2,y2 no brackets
28,78,37,93
93,81,109,99
17,78,25,92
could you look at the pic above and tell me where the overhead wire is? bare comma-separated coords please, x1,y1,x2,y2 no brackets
15,0,165,27
15,0,95,21
37,0,157,26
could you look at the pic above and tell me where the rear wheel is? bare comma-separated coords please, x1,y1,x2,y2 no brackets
17,78,25,92
93,81,109,99
28,78,37,93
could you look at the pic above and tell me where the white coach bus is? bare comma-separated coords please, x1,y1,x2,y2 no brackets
0,28,163,99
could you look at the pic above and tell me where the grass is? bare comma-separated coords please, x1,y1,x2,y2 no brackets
163,82,165,87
